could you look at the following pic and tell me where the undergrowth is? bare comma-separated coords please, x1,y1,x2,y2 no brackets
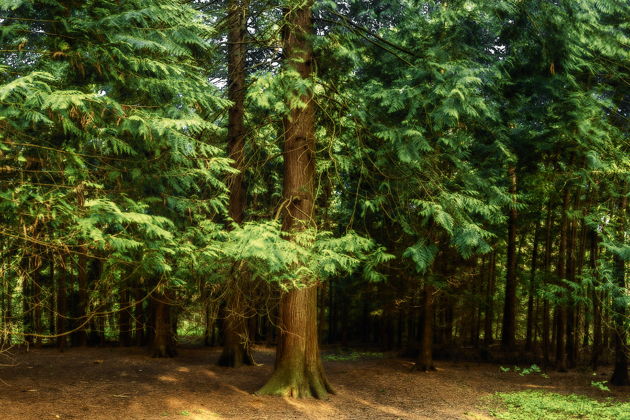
323,351,385,361
488,390,630,420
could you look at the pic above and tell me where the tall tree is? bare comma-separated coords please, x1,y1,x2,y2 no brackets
502,165,518,349
610,189,629,386
217,0,255,368
257,0,332,398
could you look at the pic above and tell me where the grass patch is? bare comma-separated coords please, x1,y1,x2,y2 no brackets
488,390,630,420
323,351,385,361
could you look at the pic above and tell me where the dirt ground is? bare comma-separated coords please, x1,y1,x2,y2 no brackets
0,346,627,420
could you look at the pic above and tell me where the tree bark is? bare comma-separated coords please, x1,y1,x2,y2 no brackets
218,289,254,367
555,188,570,372
541,204,554,367
525,219,541,351
610,190,628,386
590,229,602,371
565,212,577,368
502,165,518,349
484,250,496,345
416,282,436,371
118,286,131,346
218,0,255,368
75,251,88,346
56,255,67,351
257,0,332,398
149,289,177,357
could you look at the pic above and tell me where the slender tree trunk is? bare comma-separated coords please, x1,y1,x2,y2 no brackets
555,188,570,372
610,191,628,386
566,214,577,368
134,281,146,346
257,1,331,398
416,282,436,371
48,257,55,337
56,255,67,351
75,251,88,346
542,205,554,367
484,250,496,345
327,278,336,343
591,229,602,371
525,220,541,351
118,286,131,346
502,166,518,349
32,260,43,348
22,257,34,345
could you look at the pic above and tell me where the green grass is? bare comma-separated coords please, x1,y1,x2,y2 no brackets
322,351,385,361
488,390,630,420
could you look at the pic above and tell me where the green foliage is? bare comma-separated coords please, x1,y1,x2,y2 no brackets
499,364,545,377
192,221,390,290
323,351,385,361
490,391,630,420
591,381,611,392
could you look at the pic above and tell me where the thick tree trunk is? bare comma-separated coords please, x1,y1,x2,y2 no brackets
258,285,331,398
610,192,628,386
226,0,248,225
219,0,254,368
416,282,435,371
257,0,331,398
502,165,518,349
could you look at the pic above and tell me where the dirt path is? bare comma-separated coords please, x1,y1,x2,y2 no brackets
0,347,626,419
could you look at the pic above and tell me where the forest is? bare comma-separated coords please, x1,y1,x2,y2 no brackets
0,0,628,419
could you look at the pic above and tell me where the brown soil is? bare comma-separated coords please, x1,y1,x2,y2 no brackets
0,346,627,419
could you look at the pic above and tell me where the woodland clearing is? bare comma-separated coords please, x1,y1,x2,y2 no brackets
0,346,627,420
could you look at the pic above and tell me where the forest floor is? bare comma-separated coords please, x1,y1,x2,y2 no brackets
0,346,627,420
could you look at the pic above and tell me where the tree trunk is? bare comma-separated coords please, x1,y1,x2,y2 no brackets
149,290,177,357
219,0,254,368
555,188,570,372
525,220,541,351
56,255,67,351
484,250,496,345
541,204,554,367
257,0,331,398
32,259,43,348
75,251,88,346
565,214,577,368
118,287,131,346
22,257,34,345
502,165,518,349
218,289,254,367
610,191,628,386
590,229,602,371
134,281,146,346
416,282,436,371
